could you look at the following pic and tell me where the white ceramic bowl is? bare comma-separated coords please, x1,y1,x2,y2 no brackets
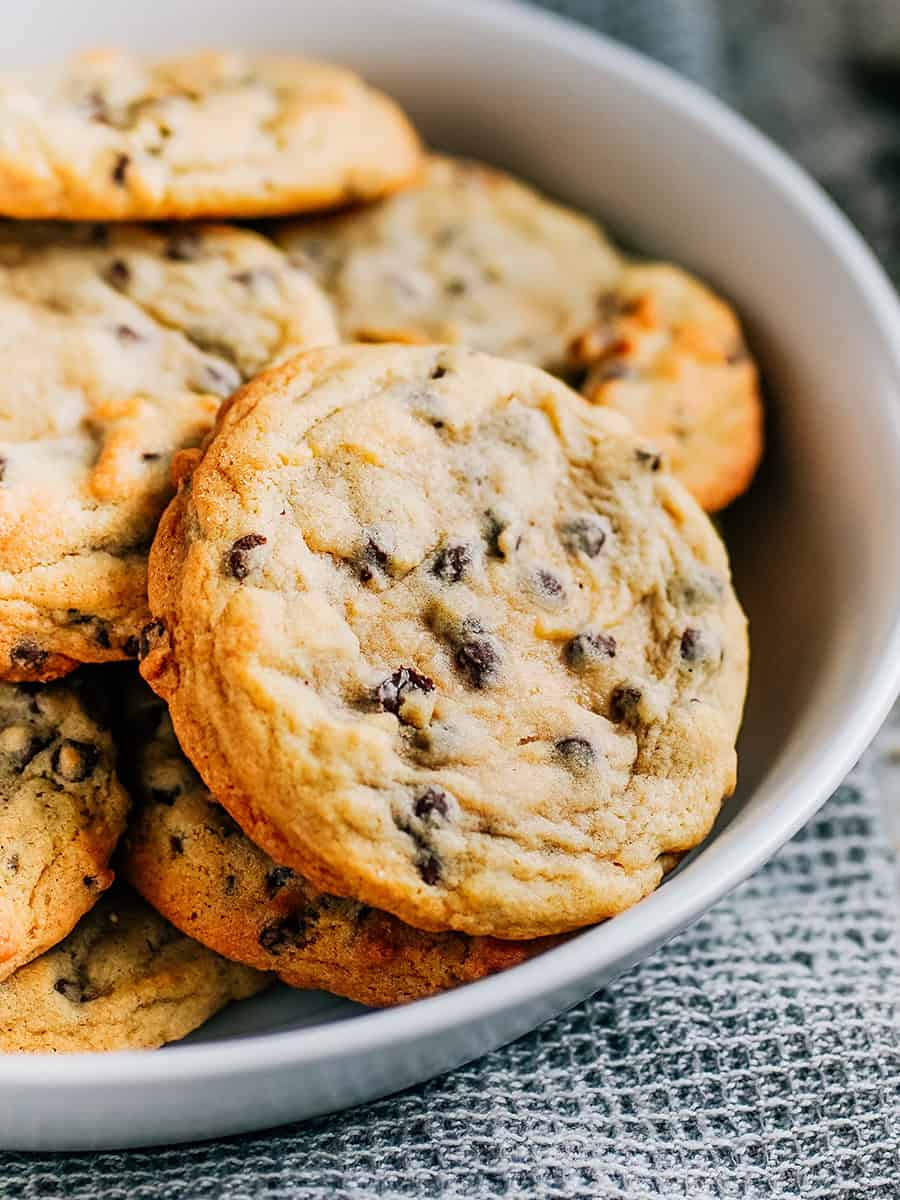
4,0,900,1152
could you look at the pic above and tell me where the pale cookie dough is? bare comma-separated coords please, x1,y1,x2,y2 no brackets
121,679,558,1005
141,345,749,940
0,885,267,1052
0,673,129,981
0,50,422,220
0,220,337,680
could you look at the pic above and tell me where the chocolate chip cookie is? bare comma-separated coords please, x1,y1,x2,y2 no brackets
570,264,763,512
0,673,129,981
275,155,621,371
0,885,267,1052
0,50,421,219
0,220,336,681
121,679,557,1005
141,344,748,940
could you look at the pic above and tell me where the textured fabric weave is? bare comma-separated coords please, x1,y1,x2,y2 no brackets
4,2,900,1195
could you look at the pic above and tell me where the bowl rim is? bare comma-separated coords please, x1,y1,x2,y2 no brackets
6,0,900,1087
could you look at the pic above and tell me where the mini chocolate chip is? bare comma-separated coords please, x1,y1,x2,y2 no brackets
230,268,275,287
169,835,184,856
51,739,100,783
564,632,617,670
6,855,18,873
668,571,725,610
454,621,500,689
165,231,202,262
445,278,467,295
680,628,704,662
258,912,317,953
224,874,237,896
418,854,442,886
196,360,242,399
104,259,131,290
83,875,96,888
84,89,110,123
115,323,143,343
533,569,565,600
635,448,662,471
358,537,391,583
94,623,111,649
10,641,48,673
376,667,435,717
430,365,448,380
138,619,166,660
111,153,130,185
483,510,509,559
610,685,643,725
149,785,180,807
265,866,295,897
123,635,141,658
559,515,608,558
432,544,471,583
413,787,449,821
142,452,161,461
54,978,100,1004
555,736,595,770
227,532,267,581
0,456,6,482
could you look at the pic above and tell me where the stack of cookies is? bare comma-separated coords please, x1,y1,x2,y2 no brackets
0,50,758,1052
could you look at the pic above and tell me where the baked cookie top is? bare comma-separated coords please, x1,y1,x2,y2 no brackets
0,50,422,220
0,673,129,981
571,264,763,512
0,220,336,681
0,885,266,1053
276,155,622,371
121,680,557,1006
142,345,749,940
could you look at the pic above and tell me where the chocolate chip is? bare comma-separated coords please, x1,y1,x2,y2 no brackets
196,360,242,399
227,532,267,581
413,787,449,821
6,855,18,874
559,515,608,558
51,739,100,783
668,572,725,611
111,154,130,185
115,323,143,343
10,641,48,673
94,623,111,649
635,448,662,472
138,619,166,660
224,874,237,897
555,736,595,770
104,259,131,290
169,834,184,856
610,686,643,725
376,667,435,717
432,544,471,584
445,278,467,295
483,510,510,559
454,619,501,689
430,365,448,380
230,268,275,287
680,627,711,663
84,90,110,123
258,912,317,953
54,978,100,1004
418,854,442,886
165,231,202,262
142,452,161,462
358,537,391,583
531,568,565,603
564,632,617,670
265,866,295,897
83,875,97,888
123,635,141,658
0,456,6,483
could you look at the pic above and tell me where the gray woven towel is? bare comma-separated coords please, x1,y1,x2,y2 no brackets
5,2,900,1196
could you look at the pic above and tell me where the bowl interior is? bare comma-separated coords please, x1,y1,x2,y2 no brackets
7,0,900,1050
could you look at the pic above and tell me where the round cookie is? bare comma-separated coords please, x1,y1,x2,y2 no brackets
0,673,129,981
0,885,267,1052
276,155,622,372
121,680,558,1006
0,50,421,220
0,220,337,681
141,344,749,940
571,264,763,512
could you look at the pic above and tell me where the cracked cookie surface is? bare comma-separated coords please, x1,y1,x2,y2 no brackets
142,345,748,940
0,50,422,220
0,220,336,680
0,884,267,1052
121,678,557,1005
0,673,129,981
